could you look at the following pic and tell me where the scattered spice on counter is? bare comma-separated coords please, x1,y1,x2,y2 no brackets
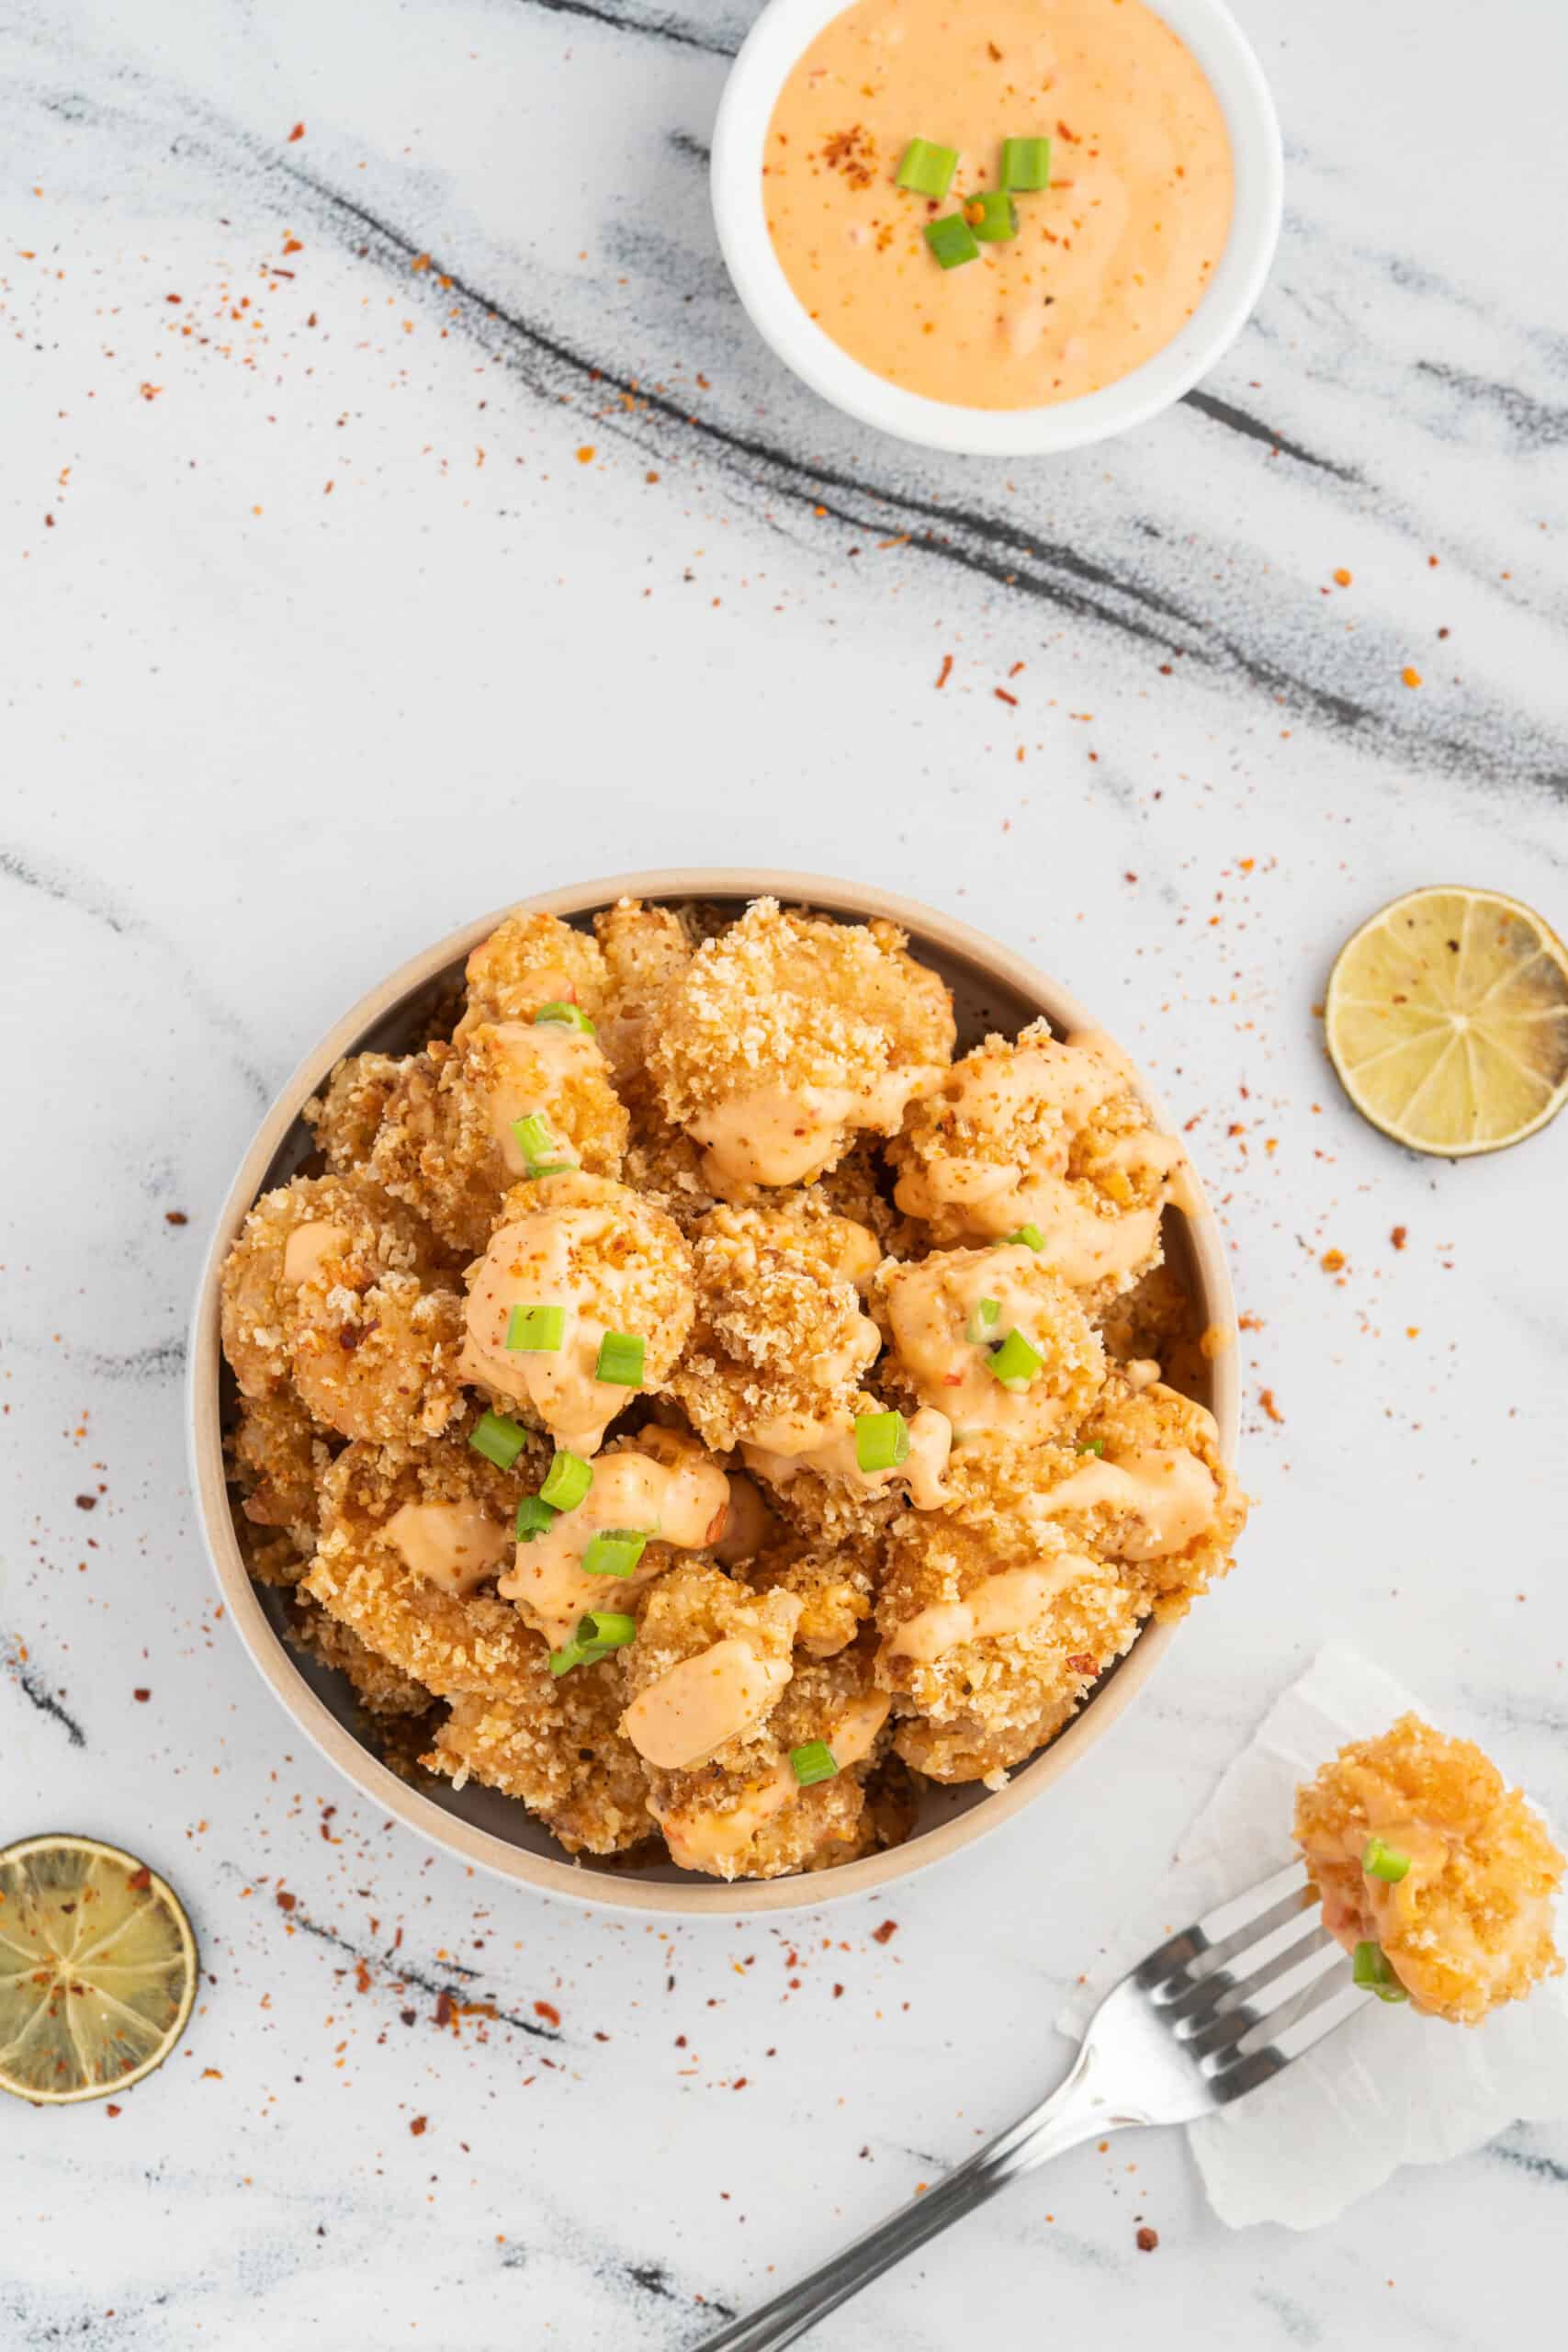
1136,2225,1159,2251
1391,1226,1407,1250
1402,666,1422,688
164,1209,188,1226
287,122,305,141
576,446,595,464
275,1889,297,1913
1333,568,1351,587
74,1494,96,1510
1320,1249,1345,1273
871,1920,898,1945
133,1688,151,1702
935,653,953,688
410,2115,428,2136
1258,1388,1284,1424
534,1999,561,2027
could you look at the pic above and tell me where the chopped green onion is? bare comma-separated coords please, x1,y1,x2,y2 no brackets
1077,1439,1105,1456
998,135,1052,192
515,1495,558,1542
790,1740,839,1787
987,1327,1044,1391
1351,1939,1409,2003
469,1408,526,1470
579,1610,636,1650
594,1331,645,1387
581,1528,650,1578
964,1296,1001,1345
506,1303,565,1352
998,1224,1045,1250
533,1001,595,1036
512,1112,558,1161
540,1450,593,1512
854,1410,910,1474
548,1637,593,1677
923,213,980,270
1362,1837,1411,1884
964,188,1019,243
896,139,957,200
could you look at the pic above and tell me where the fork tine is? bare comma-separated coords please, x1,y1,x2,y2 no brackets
1181,1928,1340,2062
1162,1905,1331,2023
1202,1961,1363,2103
1135,1860,1313,1997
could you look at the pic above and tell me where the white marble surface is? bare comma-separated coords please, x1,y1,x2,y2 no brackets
3,0,1566,2342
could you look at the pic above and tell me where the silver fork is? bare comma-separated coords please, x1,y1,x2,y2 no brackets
695,1861,1361,2351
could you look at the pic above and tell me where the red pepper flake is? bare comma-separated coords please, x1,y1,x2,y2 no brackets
871,1920,898,1945
164,1209,188,1226
831,1984,844,1999
133,1688,151,1703
1391,1225,1407,1250
411,253,432,274
732,2077,749,2091
275,1889,297,1912
410,2115,428,2137
576,446,595,465
1402,666,1422,688
1258,1388,1284,1424
106,2104,122,2117
434,1991,454,2028
74,1495,97,1511
1320,1248,1345,1272
127,1868,152,1892
994,686,1018,706
355,1962,371,1995
646,469,660,484
287,121,306,141
1066,1653,1099,1676
1136,2226,1159,2252
534,1999,561,2027
201,2067,223,2081
934,653,953,690
1333,567,1352,588
282,235,303,255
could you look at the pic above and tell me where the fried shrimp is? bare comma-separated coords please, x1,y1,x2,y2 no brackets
889,1023,1192,1306
367,1021,627,1257
426,1667,654,1855
219,1170,466,1443
649,898,954,1195
461,1170,694,1453
229,1389,329,1558
874,1242,1105,1449
304,1051,411,1174
1069,1369,1247,1617
456,908,611,1040
1295,1716,1564,2025
669,1198,884,1455
593,898,694,1091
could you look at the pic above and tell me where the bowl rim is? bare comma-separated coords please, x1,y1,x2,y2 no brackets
188,867,1240,1918
709,0,1284,457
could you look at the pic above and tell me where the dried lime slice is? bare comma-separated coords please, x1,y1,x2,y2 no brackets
1325,887,1568,1156
0,1835,197,2105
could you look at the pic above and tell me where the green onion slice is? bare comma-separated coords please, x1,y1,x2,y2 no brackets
964,1296,1000,1346
506,1303,565,1352
540,1450,593,1512
854,1410,911,1474
581,1528,651,1578
1350,1939,1409,2003
987,1327,1044,1391
533,1001,596,1036
966,188,1020,243
923,214,980,270
896,139,957,200
998,1224,1045,1250
469,1408,526,1470
515,1494,558,1542
1361,1837,1411,1884
548,1637,592,1677
1077,1439,1105,1457
579,1610,636,1650
790,1740,839,1787
594,1331,645,1387
998,135,1052,192
512,1112,558,1161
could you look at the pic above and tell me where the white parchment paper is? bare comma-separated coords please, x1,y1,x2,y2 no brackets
1057,1644,1568,2227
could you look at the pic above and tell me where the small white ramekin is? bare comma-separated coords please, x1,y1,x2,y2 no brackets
710,0,1283,457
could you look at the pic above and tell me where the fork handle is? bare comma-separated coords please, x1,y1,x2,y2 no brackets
694,2043,1115,2351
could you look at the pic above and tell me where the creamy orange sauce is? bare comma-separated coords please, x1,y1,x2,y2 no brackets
462,1202,632,1453
690,1069,930,1190
385,1499,513,1596
1040,1444,1215,1555
499,1439,728,1645
886,1551,1093,1661
764,0,1233,410
652,1690,890,1871
479,1021,600,1177
743,1403,953,1509
882,1242,1100,1441
622,1636,794,1769
282,1220,350,1285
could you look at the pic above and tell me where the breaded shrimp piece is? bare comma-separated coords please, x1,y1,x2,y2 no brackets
229,1390,329,1558
367,1021,627,1258
806,1136,925,1259
592,899,694,1091
889,1023,1192,1307
742,1535,877,1657
425,1667,654,1856
1294,1715,1564,2025
304,1051,411,1174
498,1423,731,1647
621,1565,889,1878
461,1170,694,1454
304,1431,548,1702
1063,1370,1247,1618
875,1442,1142,1785
288,1594,434,1719
669,1199,884,1456
220,1171,466,1443
457,909,610,1041
649,899,955,1195
874,1242,1105,1450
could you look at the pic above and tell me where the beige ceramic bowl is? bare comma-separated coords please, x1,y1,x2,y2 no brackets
188,870,1239,1917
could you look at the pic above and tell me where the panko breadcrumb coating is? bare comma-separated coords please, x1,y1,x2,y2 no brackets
305,1051,411,1175
456,909,611,1040
875,1442,1144,1785
1294,1715,1564,2025
426,1667,654,1856
220,1170,466,1443
367,1022,627,1257
649,899,955,1194
889,1023,1191,1309
220,892,1240,1881
670,1198,884,1455
304,1433,547,1702
462,1170,694,1453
